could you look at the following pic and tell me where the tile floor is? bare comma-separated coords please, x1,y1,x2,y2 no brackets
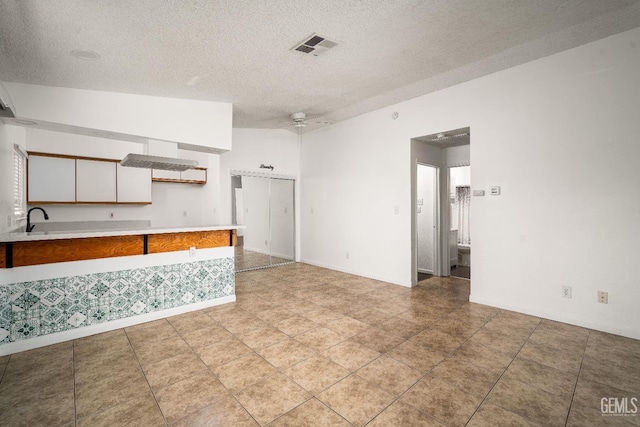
0,263,639,426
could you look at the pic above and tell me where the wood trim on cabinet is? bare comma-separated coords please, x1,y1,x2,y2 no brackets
27,151,120,163
152,167,208,185
12,235,144,267
147,230,230,254
0,244,6,268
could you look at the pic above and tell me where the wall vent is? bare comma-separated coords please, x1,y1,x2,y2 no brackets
291,34,338,56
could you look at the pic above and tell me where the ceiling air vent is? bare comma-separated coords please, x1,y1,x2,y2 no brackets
291,34,338,56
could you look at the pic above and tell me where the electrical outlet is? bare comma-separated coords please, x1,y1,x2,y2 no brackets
562,285,572,298
109,212,114,219
597,290,608,304
189,247,196,257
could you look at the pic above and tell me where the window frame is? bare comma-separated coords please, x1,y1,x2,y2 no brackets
13,144,27,221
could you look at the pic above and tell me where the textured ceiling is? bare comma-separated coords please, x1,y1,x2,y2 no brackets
1,0,639,133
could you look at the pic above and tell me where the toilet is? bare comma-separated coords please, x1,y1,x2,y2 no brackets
458,243,471,267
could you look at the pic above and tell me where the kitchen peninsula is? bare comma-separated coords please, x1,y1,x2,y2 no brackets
0,224,242,355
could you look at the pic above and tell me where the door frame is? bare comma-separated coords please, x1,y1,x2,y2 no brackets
412,160,441,285
416,162,439,276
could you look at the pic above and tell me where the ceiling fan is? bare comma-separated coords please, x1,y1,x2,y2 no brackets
279,111,330,132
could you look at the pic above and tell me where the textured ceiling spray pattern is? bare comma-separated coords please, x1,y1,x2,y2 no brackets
0,0,639,131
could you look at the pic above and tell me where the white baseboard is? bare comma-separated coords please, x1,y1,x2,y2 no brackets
300,258,411,288
469,295,640,340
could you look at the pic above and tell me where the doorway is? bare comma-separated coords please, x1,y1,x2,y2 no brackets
416,164,438,278
449,165,471,279
231,174,295,271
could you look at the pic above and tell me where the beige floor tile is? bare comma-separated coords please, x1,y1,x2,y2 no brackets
235,372,311,425
451,341,514,372
256,338,316,369
0,392,75,427
351,326,406,353
409,328,465,354
75,367,152,418
73,330,131,359
77,392,165,427
168,310,217,335
284,355,350,394
275,315,319,336
324,316,370,337
143,351,209,390
349,308,393,326
487,376,571,426
254,306,296,324
170,395,258,427
211,352,278,393
236,325,290,350
269,398,351,427
467,402,541,427
387,340,445,373
429,357,503,396
295,326,346,352
431,316,487,339
317,374,395,426
154,372,229,424
304,307,344,324
505,357,578,399
467,326,527,357
2,342,73,381
0,365,74,406
181,324,234,350
321,340,380,371
566,400,638,426
401,376,483,426
517,340,584,375
580,358,640,395
356,356,423,396
132,334,192,366
368,400,446,427
126,320,178,346
379,317,425,338
218,313,269,335
196,337,253,368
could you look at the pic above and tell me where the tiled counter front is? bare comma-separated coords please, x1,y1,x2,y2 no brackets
0,247,235,355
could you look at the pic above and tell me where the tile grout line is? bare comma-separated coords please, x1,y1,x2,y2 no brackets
72,343,77,427
461,318,543,426
564,329,591,427
122,325,170,427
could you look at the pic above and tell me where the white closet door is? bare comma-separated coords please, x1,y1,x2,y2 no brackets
76,159,117,202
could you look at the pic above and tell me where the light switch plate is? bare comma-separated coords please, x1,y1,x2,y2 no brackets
473,190,485,196
490,186,501,195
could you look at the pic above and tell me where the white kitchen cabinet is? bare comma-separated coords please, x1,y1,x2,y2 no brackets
117,164,151,203
76,159,117,202
27,155,76,202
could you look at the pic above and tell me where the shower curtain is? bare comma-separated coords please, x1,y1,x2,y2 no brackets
456,186,471,245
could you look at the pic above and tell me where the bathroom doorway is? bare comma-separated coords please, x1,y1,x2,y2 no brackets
416,163,438,278
449,165,471,279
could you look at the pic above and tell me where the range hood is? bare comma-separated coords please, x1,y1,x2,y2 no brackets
0,83,16,118
120,153,198,171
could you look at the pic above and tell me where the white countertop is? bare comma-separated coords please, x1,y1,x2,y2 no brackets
0,224,244,243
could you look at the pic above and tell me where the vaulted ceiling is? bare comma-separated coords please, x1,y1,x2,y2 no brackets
1,0,639,132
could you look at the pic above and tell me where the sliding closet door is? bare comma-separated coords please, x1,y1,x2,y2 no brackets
232,174,296,271
269,178,295,264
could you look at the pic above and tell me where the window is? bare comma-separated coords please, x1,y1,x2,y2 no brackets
13,144,27,220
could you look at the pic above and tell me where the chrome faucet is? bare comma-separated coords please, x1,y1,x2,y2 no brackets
26,207,49,232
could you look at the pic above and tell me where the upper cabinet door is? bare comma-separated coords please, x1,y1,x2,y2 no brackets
117,164,152,203
27,155,76,202
76,159,117,202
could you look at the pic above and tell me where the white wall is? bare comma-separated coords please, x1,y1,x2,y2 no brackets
301,27,640,339
220,128,300,259
0,123,26,233
24,128,220,227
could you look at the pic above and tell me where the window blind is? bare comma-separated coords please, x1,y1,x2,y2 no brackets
13,144,26,219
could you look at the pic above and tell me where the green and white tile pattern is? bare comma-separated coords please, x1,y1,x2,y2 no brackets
0,257,234,345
